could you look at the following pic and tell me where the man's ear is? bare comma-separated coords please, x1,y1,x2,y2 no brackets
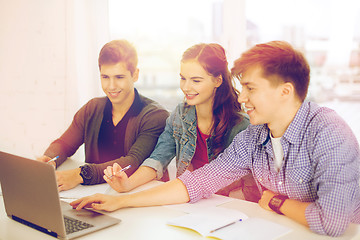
132,68,139,83
281,82,294,98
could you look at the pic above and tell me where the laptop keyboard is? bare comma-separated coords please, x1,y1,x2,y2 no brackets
64,215,94,234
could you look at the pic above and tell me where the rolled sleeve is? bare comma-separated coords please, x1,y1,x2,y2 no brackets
140,111,177,179
178,170,205,203
141,158,166,179
304,114,360,237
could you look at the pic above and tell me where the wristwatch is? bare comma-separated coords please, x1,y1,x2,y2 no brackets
79,165,93,185
268,195,288,215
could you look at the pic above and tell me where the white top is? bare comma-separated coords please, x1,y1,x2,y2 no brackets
270,134,284,172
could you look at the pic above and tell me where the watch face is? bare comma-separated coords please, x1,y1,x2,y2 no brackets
269,195,288,215
81,165,92,179
271,197,282,207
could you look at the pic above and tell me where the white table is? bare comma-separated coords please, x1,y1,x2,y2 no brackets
2,194,360,240
1,158,360,239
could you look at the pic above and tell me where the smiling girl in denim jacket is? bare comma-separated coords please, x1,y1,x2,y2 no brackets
103,43,260,202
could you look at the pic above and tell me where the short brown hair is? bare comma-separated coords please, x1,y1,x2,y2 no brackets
98,40,138,75
231,41,310,101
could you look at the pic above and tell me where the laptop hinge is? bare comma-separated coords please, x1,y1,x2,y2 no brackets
12,215,58,238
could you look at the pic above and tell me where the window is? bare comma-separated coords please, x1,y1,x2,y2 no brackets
108,0,360,141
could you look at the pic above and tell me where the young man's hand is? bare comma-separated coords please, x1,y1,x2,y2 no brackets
258,190,276,211
70,193,125,212
36,155,56,168
56,168,83,191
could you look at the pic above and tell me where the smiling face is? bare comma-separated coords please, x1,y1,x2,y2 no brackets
180,60,222,109
238,66,285,127
100,62,138,108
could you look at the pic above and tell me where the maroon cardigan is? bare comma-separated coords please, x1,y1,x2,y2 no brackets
44,90,169,184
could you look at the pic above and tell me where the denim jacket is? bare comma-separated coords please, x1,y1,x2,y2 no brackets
141,103,250,180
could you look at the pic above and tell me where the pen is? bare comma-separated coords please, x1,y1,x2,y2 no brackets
48,156,59,163
105,165,132,194
109,164,131,179
210,219,242,233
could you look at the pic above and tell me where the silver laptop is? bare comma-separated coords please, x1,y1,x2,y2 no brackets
0,151,121,239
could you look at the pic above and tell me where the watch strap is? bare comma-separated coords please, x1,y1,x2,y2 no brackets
268,195,288,215
79,164,93,185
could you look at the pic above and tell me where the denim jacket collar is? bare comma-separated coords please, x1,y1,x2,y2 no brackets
181,104,198,138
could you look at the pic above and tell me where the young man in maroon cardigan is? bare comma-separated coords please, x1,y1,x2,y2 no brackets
38,40,169,191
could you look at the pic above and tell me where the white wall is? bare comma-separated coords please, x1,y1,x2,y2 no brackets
0,0,109,159
221,0,247,65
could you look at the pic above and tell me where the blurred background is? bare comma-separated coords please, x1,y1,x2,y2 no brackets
0,0,359,159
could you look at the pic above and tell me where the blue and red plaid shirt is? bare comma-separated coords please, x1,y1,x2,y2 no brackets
179,101,360,237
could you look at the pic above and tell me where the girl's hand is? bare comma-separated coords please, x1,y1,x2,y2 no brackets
103,163,132,192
